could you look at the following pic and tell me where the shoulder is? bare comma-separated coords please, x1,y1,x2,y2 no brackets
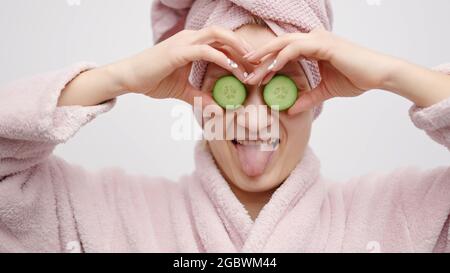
333,165,449,215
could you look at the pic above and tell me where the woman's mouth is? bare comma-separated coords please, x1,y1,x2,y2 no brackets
231,138,280,177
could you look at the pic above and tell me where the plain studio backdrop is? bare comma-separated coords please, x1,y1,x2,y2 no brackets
0,0,449,182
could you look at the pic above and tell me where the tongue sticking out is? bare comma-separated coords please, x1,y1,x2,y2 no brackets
235,144,275,177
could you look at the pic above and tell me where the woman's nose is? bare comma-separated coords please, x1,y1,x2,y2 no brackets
236,86,274,134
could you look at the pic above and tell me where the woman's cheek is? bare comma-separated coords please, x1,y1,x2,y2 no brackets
282,111,313,150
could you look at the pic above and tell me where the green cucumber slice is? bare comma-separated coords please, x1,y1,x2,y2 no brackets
212,75,247,110
263,75,298,111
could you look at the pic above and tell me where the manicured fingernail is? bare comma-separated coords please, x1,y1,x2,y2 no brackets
227,58,238,69
244,73,255,83
267,60,277,71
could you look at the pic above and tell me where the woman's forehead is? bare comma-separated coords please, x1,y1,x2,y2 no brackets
234,24,277,47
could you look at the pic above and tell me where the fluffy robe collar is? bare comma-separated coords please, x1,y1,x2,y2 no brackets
188,141,323,252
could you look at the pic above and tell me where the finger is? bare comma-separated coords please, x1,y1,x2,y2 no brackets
180,84,216,107
244,33,304,61
196,26,252,56
265,43,304,73
261,39,333,77
244,54,277,86
208,42,260,65
247,32,333,64
245,43,305,86
287,83,333,115
262,71,277,85
185,45,248,82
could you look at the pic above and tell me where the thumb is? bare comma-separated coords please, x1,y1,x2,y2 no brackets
180,84,216,108
288,82,333,116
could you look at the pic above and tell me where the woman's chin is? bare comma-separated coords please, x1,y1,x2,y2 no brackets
232,169,284,193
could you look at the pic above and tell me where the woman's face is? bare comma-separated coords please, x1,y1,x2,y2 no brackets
201,24,313,193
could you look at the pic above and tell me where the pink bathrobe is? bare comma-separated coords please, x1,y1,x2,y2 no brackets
0,62,449,253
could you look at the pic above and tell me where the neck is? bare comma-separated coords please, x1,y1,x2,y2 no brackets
228,182,276,221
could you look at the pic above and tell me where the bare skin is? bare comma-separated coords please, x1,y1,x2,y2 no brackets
58,25,450,220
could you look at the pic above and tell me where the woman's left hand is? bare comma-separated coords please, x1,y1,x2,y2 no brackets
244,28,450,115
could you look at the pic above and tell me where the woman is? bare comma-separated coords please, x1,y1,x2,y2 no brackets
0,0,449,252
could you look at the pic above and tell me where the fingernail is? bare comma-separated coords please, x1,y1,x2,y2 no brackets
244,73,255,83
248,61,261,65
227,58,238,69
267,60,277,71
243,72,249,78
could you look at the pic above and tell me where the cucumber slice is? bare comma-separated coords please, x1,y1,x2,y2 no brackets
263,75,298,111
212,75,247,110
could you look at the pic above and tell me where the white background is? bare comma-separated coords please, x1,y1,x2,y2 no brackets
0,0,449,181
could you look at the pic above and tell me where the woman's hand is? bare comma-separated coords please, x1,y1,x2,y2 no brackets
113,26,251,105
59,26,251,107
244,28,450,115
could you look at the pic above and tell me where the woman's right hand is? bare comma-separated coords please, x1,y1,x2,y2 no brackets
110,26,251,105
59,26,251,107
